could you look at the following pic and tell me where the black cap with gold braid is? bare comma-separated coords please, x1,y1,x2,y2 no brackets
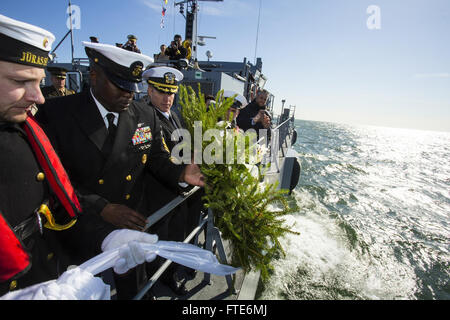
0,14,55,68
142,66,184,94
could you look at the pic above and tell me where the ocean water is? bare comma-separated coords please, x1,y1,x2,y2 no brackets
259,119,450,300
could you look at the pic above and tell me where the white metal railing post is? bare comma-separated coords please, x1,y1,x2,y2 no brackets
133,213,208,300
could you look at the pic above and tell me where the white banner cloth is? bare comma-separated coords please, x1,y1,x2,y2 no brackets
80,240,239,276
1,240,239,300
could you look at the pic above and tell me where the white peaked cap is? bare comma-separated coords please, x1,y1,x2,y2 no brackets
223,90,248,108
0,14,55,52
83,41,154,92
142,66,184,81
142,66,184,94
82,41,153,68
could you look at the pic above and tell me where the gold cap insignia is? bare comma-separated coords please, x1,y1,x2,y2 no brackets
130,61,144,78
164,72,176,85
132,65,142,77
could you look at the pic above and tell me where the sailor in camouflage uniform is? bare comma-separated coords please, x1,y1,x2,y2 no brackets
121,34,141,54
40,66,75,98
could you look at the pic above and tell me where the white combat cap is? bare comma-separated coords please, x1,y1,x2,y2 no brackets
223,90,248,109
0,14,55,68
143,66,184,94
83,41,154,92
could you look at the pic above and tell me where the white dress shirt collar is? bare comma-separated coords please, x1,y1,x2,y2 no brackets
155,108,171,120
90,89,119,128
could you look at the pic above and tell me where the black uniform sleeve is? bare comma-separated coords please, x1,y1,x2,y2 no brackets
54,210,117,261
236,101,265,132
178,46,187,59
236,104,254,131
145,106,185,189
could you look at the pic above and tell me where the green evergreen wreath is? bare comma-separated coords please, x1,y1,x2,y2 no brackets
178,85,299,280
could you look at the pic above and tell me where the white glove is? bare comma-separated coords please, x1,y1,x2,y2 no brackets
101,229,158,274
0,268,109,300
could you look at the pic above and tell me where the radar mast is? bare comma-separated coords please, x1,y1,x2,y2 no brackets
174,0,223,61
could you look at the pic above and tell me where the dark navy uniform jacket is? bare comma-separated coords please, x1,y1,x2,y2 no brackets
142,102,203,242
165,46,187,60
36,91,185,216
236,99,266,132
140,103,187,239
0,121,115,296
155,108,183,152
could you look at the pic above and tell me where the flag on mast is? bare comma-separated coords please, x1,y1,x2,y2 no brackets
160,0,167,28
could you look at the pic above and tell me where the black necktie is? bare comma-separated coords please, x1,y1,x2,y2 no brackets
169,113,184,143
169,113,178,129
102,113,117,157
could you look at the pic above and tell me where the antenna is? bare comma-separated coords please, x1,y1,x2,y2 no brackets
254,0,262,65
175,0,223,61
68,0,75,64
50,1,76,63
198,35,216,46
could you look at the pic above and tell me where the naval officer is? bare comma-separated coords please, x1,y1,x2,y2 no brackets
141,66,198,295
222,90,248,129
143,66,185,151
36,42,204,299
0,14,160,299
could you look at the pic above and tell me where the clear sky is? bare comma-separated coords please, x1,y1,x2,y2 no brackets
2,0,449,132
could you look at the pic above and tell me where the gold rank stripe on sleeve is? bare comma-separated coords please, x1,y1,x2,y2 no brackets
161,137,170,154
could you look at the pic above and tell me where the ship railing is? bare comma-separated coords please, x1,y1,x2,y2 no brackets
72,57,90,66
266,116,295,158
133,187,234,300
276,117,294,157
